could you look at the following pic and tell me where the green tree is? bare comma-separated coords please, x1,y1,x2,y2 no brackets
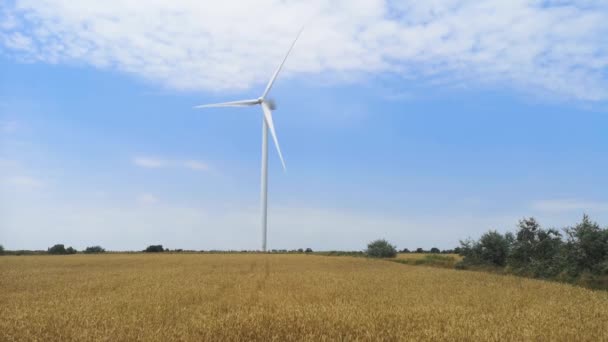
366,239,397,258
563,214,608,276
459,230,511,267
508,218,563,277
430,247,440,254
48,244,67,255
84,246,106,254
144,245,164,253
0,244,4,255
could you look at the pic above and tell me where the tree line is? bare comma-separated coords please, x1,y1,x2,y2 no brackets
458,215,608,289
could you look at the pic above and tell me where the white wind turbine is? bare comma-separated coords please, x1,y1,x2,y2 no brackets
194,30,303,252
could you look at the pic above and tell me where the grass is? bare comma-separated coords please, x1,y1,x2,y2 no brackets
1,253,608,341
394,253,462,267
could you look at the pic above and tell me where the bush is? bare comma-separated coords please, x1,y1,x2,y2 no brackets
415,248,425,253
84,246,106,254
366,239,397,258
401,248,410,253
305,248,313,253
563,215,608,276
66,247,77,254
144,245,164,253
48,244,67,255
430,247,440,254
508,218,563,277
0,244,4,255
460,230,511,267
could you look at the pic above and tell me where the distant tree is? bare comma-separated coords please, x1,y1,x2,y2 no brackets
305,248,313,253
508,218,563,277
401,248,410,253
430,247,440,254
0,244,4,255
415,248,425,253
460,230,511,267
84,246,106,254
297,248,304,253
563,214,608,276
66,247,77,254
48,244,67,255
366,239,397,258
144,245,164,253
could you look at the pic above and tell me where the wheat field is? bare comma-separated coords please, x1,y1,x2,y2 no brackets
1,254,607,341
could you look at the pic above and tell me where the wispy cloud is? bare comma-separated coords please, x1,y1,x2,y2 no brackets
1,1,607,100
137,193,159,204
183,160,208,171
4,175,43,188
134,156,210,172
133,156,167,169
532,199,608,213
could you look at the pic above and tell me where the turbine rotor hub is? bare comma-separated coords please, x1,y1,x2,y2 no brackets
266,99,277,110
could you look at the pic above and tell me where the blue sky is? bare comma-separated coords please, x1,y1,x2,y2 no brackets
1,0,608,251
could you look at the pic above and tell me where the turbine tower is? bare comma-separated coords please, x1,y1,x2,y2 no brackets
194,29,302,252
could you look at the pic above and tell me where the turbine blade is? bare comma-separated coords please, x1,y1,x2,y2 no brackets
261,101,286,171
261,27,304,99
194,99,259,109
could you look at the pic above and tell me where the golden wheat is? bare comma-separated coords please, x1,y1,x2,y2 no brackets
1,254,607,341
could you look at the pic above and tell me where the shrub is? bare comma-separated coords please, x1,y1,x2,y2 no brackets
0,244,4,255
415,248,425,253
48,244,67,255
563,214,608,276
144,245,164,253
430,247,440,254
84,246,106,254
366,239,397,258
66,247,77,254
401,248,410,253
508,218,563,277
305,248,313,253
460,230,511,267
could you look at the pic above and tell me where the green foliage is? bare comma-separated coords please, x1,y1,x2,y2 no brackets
66,247,77,254
415,248,425,253
460,215,608,289
508,218,563,278
0,244,4,255
394,254,458,268
563,214,608,276
305,248,313,253
48,244,67,255
366,239,397,258
144,245,164,253
84,246,106,254
460,230,511,267
430,247,440,254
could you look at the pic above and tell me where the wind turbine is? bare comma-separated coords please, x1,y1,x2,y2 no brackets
194,30,302,252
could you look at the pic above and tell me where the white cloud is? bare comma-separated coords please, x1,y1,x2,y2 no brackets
183,160,208,171
134,156,210,171
532,199,608,213
137,193,159,204
1,1,606,100
133,156,166,168
4,175,43,188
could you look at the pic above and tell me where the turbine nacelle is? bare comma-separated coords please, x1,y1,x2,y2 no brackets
265,99,277,110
